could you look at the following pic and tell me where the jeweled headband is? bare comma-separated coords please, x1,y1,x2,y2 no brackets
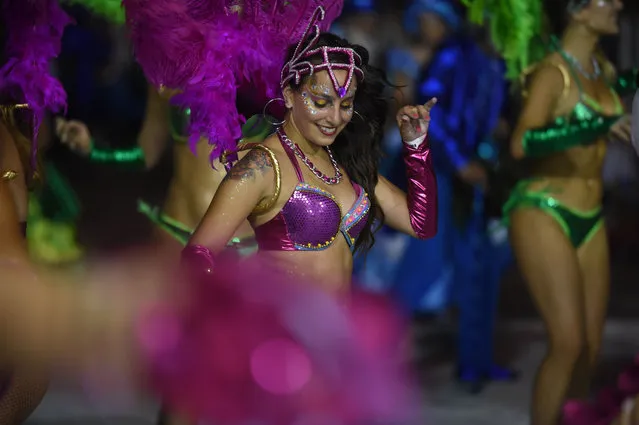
280,6,364,98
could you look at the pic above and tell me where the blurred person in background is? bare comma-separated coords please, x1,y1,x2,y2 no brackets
331,0,385,67
25,2,139,268
464,0,636,422
55,3,273,259
0,0,75,420
388,0,462,107
26,126,84,266
370,0,515,394
22,3,110,268
355,0,461,309
57,84,267,256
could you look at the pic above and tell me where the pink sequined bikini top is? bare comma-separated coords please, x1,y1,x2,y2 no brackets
253,138,370,253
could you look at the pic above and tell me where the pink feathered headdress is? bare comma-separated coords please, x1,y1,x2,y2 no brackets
122,0,344,164
0,0,72,173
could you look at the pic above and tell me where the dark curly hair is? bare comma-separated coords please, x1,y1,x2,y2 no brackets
284,32,392,255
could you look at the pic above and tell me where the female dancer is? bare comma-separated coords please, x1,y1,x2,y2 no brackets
187,13,437,286
465,0,635,423
0,4,424,424
130,0,437,417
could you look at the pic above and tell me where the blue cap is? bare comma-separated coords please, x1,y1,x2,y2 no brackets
404,0,461,34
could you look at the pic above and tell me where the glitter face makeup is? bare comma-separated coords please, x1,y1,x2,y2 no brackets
288,71,358,147
301,82,355,117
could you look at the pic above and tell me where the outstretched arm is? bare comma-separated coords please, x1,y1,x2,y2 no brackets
376,100,438,239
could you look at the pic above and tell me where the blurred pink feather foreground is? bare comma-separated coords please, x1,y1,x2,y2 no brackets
136,254,420,425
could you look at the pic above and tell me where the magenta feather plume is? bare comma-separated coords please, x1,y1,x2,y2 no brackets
123,0,343,164
0,0,72,171
137,255,419,425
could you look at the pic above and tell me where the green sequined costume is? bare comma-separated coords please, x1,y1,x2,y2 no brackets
461,1,636,247
503,56,629,247
27,161,84,264
90,107,274,250
27,0,126,265
503,181,603,248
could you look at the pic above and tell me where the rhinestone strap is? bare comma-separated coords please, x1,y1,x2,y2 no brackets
277,129,342,185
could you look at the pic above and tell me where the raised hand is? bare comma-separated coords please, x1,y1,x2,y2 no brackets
396,98,437,143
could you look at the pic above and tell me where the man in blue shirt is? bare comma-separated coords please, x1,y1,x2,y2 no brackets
392,3,515,393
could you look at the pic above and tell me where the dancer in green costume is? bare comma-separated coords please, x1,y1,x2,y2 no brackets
55,1,273,253
27,160,83,264
463,0,634,424
57,89,273,252
25,0,127,266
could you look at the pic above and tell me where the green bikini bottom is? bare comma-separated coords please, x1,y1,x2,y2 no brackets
503,182,603,249
137,200,258,255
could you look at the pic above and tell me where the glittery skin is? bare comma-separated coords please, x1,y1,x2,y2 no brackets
301,91,319,115
311,83,331,96
300,83,355,118
403,142,438,239
253,137,370,252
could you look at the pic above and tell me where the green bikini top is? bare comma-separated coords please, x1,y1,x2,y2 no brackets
554,52,624,126
521,55,632,158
